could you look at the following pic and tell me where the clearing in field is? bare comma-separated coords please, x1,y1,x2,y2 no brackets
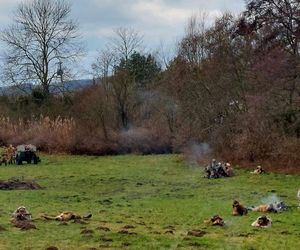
0,154,299,250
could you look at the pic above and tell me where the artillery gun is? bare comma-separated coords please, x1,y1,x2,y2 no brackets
15,145,40,165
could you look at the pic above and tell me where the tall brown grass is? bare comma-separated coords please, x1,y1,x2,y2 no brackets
0,116,173,155
0,116,75,153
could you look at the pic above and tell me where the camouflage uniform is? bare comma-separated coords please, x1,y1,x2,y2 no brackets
12,206,32,221
205,160,233,178
1,145,16,165
251,215,272,228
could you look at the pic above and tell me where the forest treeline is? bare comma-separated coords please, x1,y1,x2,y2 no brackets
0,0,299,171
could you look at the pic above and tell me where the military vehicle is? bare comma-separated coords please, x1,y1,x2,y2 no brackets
15,145,40,165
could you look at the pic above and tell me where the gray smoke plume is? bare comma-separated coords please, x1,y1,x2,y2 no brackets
261,193,281,205
183,142,212,166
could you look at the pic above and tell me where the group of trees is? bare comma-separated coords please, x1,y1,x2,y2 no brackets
0,0,299,169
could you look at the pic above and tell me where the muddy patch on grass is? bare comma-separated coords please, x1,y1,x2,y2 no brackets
225,232,255,238
151,231,161,235
188,242,204,248
98,198,113,205
99,236,113,242
118,229,137,235
81,229,94,234
122,225,135,229
73,219,88,224
122,242,131,247
81,229,94,235
45,247,59,250
134,221,146,226
280,231,293,235
163,225,175,230
164,230,174,234
187,229,206,237
0,178,42,190
96,226,111,232
236,233,255,238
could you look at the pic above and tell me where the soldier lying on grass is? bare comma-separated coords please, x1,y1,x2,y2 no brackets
12,206,31,221
249,201,288,213
41,211,92,221
232,200,248,216
204,215,224,226
251,215,272,228
250,165,265,174
11,206,36,230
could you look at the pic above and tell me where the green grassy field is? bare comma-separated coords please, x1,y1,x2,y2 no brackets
0,154,299,250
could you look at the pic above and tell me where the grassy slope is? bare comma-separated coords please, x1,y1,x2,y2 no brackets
0,154,299,250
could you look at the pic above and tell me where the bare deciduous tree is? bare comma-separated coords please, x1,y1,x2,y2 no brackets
244,0,300,108
110,69,135,129
91,27,144,130
91,47,114,88
245,0,299,56
110,27,143,63
0,0,83,97
157,40,176,69
179,12,208,66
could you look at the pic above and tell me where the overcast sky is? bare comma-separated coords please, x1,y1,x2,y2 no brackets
0,0,246,78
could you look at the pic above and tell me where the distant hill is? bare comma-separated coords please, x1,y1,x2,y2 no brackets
0,79,94,96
